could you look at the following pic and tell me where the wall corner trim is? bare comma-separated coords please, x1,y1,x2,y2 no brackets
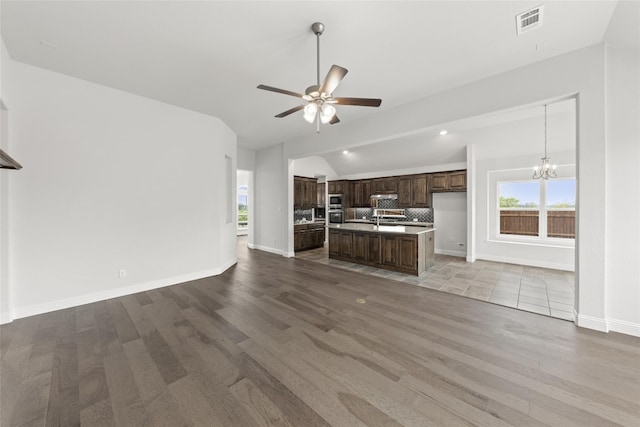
10,268,222,320
248,244,284,257
436,249,467,258
0,312,12,325
576,313,609,333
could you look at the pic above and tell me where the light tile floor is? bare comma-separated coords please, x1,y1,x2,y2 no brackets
295,244,575,321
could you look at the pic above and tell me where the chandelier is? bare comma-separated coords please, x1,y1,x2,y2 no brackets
533,104,557,180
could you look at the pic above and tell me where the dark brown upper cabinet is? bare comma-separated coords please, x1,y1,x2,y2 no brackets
317,182,326,206
398,174,432,207
294,176,318,208
372,176,398,194
430,170,467,193
327,180,346,194
351,180,372,207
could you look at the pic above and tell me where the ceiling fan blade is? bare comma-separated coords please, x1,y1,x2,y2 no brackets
329,115,340,125
334,97,382,107
257,84,305,98
319,65,348,96
275,105,305,118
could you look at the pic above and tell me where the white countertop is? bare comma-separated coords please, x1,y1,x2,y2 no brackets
346,219,433,227
328,222,435,235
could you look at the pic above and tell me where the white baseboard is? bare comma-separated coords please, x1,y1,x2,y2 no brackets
474,253,574,272
435,249,467,258
607,318,640,337
248,244,284,256
219,258,238,273
576,313,608,332
11,268,221,321
285,251,295,258
0,311,12,325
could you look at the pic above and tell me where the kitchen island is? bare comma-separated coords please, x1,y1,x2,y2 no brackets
328,223,435,276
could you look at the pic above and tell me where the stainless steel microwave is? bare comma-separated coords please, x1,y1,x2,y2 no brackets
328,194,343,208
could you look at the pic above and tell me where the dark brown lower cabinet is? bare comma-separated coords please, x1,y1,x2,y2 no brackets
329,229,340,256
367,234,381,264
340,232,353,258
328,228,435,276
381,236,399,267
398,236,418,271
353,233,367,261
294,223,326,252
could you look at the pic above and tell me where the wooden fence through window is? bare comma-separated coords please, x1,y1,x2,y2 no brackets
547,211,576,238
500,210,575,239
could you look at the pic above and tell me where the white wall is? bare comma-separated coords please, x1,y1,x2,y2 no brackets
433,193,467,257
292,156,337,179
237,146,255,171
0,39,12,323
253,143,287,255
4,56,237,321
604,45,640,335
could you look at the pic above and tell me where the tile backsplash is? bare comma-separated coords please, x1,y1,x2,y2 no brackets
405,208,433,223
294,209,313,222
353,207,433,223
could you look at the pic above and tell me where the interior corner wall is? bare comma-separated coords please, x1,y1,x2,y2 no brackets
6,59,236,320
253,143,287,255
292,156,338,179
433,193,467,257
237,146,256,171
1,39,14,323
604,45,640,336
219,131,239,273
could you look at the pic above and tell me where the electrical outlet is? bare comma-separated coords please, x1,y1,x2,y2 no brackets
458,243,466,249
119,269,127,278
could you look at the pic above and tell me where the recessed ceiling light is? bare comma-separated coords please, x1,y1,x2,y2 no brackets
439,130,448,135
342,150,349,154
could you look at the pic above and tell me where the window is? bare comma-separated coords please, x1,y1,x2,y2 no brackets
498,178,575,240
238,185,248,232
546,179,576,239
499,181,540,236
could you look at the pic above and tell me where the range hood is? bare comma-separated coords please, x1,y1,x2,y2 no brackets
0,149,22,170
370,194,397,199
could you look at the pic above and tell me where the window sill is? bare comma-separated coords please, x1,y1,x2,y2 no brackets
487,237,575,249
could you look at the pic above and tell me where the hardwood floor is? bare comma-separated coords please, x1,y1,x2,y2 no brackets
296,243,575,321
1,237,639,426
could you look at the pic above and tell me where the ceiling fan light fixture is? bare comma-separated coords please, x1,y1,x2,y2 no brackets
303,103,318,123
320,103,336,124
257,22,381,131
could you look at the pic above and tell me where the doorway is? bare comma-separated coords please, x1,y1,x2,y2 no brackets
237,170,250,236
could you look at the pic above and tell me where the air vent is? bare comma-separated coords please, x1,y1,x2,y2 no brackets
516,5,544,35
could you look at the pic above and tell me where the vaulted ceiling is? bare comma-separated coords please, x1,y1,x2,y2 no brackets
1,1,621,152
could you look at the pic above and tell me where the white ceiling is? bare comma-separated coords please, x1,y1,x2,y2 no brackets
318,99,577,177
1,1,620,151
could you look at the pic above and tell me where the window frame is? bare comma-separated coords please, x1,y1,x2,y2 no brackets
488,168,575,248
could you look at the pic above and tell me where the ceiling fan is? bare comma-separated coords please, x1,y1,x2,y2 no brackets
257,22,382,132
